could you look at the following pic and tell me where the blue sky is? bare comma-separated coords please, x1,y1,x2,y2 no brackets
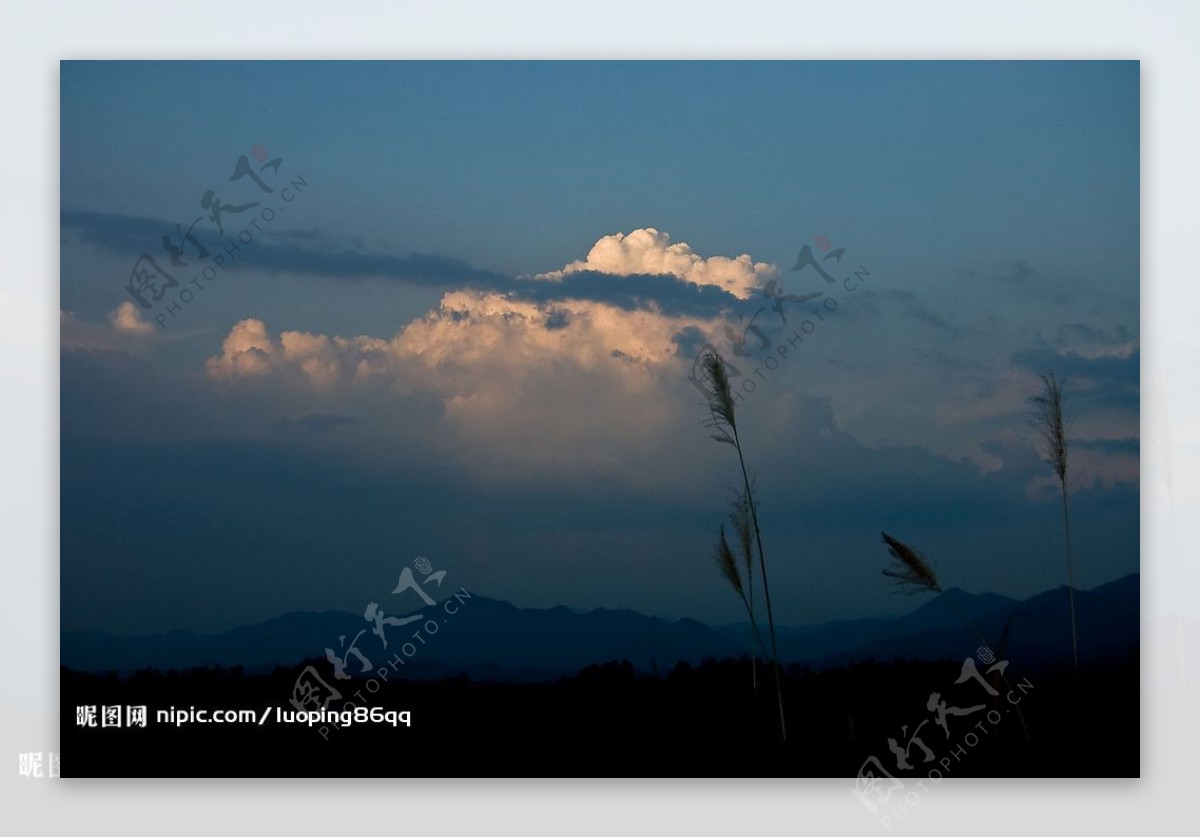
61,61,1138,275
60,61,1139,634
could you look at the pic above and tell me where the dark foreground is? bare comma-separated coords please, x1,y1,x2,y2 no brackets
60,654,1138,778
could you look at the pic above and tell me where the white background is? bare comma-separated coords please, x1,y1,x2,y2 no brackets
0,1,1193,834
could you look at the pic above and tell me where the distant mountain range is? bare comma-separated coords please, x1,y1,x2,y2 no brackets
62,574,1138,678
770,574,1138,668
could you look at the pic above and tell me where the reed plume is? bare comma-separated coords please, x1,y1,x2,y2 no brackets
731,486,758,695
876,531,1030,740
880,531,941,594
1030,372,1079,674
715,523,745,597
713,521,767,688
713,488,763,696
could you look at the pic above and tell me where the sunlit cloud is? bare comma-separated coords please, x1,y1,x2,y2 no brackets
534,228,775,300
203,289,732,481
109,301,156,336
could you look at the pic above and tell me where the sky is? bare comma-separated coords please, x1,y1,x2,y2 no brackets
59,61,1140,635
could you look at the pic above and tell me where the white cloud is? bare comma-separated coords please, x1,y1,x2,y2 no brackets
109,301,155,336
204,291,730,481
205,318,279,379
207,292,715,389
534,228,775,299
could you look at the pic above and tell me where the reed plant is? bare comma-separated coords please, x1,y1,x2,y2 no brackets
877,531,1030,740
699,351,787,740
1030,372,1079,674
713,487,767,698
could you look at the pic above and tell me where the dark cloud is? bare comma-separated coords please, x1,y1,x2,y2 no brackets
914,346,969,371
61,209,513,289
273,413,360,433
1012,346,1137,380
543,309,572,330
1012,345,1139,429
879,289,958,335
1055,322,1133,346
1074,437,1139,456
1001,260,1036,284
512,270,742,318
961,260,1037,285
62,209,743,319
